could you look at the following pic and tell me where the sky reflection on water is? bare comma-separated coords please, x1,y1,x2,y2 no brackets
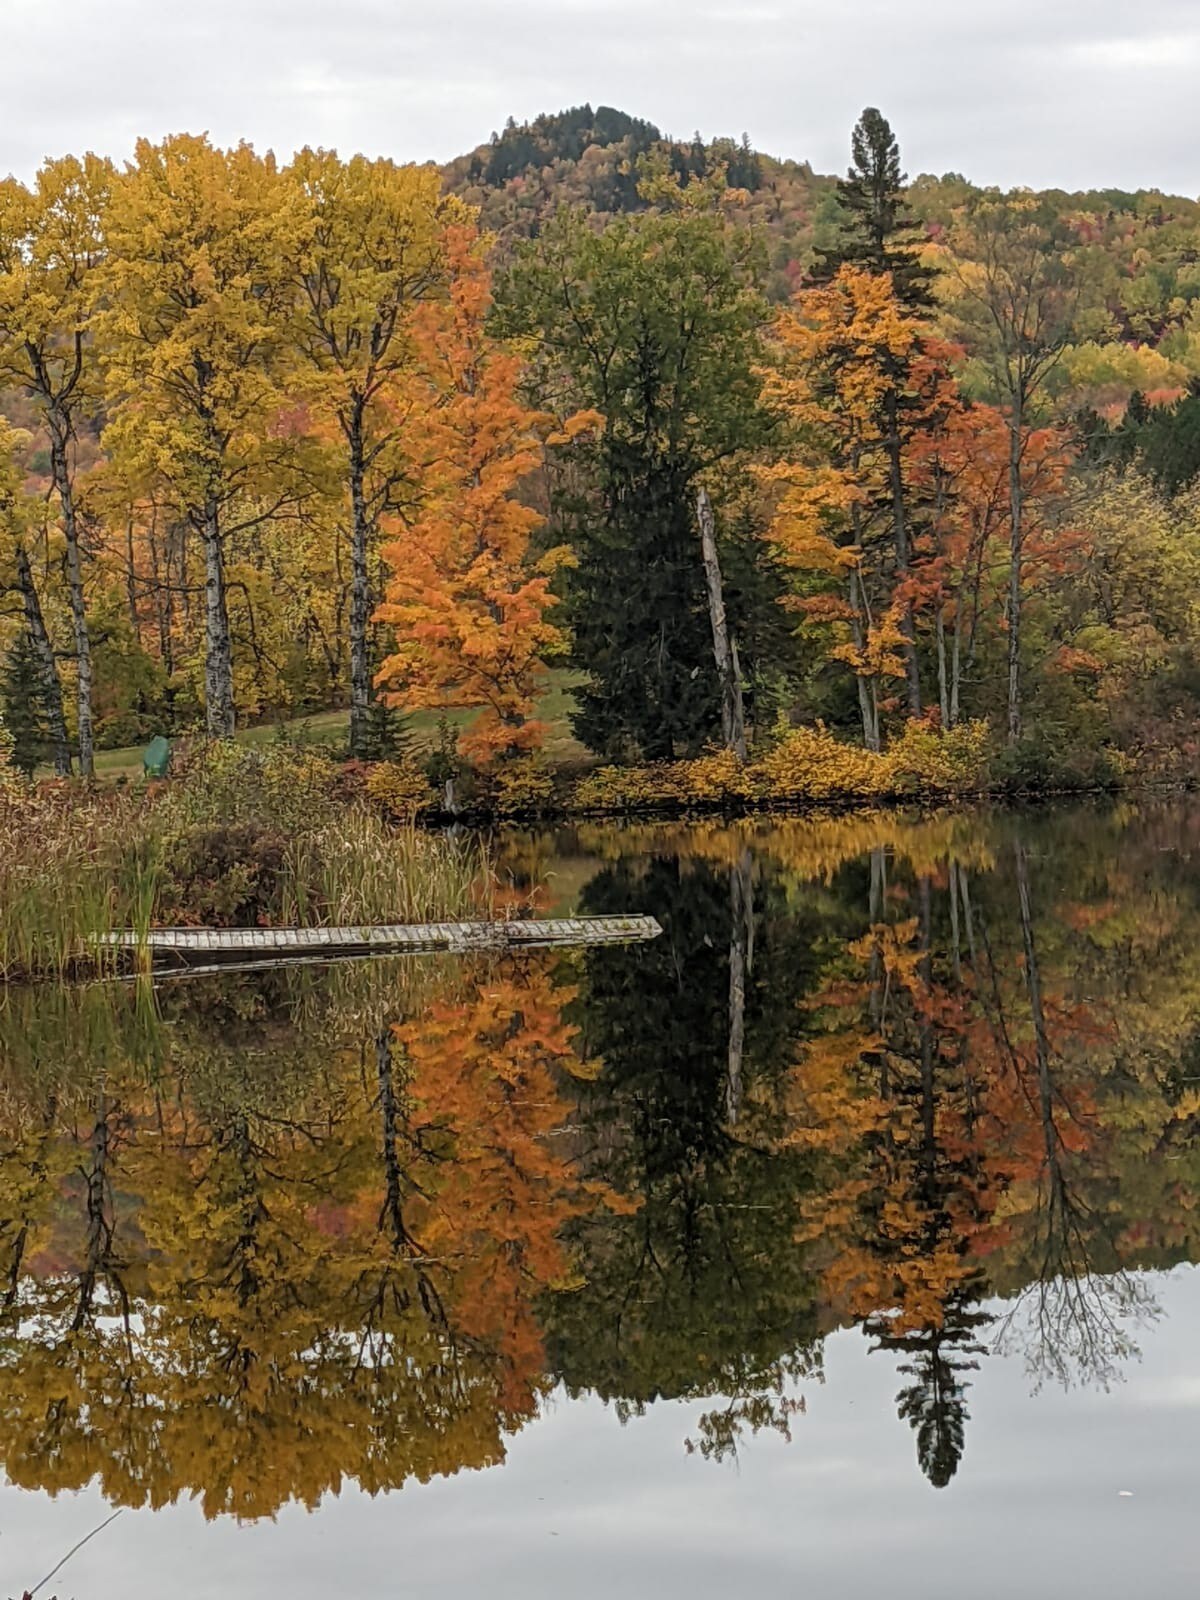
4,1267,1197,1600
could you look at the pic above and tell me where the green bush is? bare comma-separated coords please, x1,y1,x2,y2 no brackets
991,733,1129,794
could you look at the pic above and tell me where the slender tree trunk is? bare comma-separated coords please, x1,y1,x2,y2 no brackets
348,408,372,759
957,866,978,973
1014,838,1064,1221
201,499,235,738
726,847,754,1126
868,845,888,1096
936,607,950,729
1006,410,1024,746
948,861,962,985
950,597,963,729
14,542,71,776
150,526,172,676
918,875,936,1176
124,514,139,630
849,566,880,752
376,1027,407,1250
884,392,922,716
696,489,747,760
73,1092,113,1331
47,407,94,776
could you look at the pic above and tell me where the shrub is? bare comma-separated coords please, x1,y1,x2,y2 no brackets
157,822,290,927
490,757,558,816
164,739,339,835
887,720,992,794
570,720,992,814
992,731,1128,794
754,725,888,801
364,759,436,821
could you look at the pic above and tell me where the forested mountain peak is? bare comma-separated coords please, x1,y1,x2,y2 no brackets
444,104,776,262
475,104,663,185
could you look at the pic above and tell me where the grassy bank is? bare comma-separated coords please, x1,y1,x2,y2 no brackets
66,670,591,782
0,743,482,983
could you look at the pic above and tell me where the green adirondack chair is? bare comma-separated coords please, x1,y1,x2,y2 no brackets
142,735,171,778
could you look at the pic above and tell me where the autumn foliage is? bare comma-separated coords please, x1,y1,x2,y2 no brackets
375,225,565,764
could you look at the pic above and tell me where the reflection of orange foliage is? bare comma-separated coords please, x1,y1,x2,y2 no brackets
780,901,995,1336
397,959,587,1410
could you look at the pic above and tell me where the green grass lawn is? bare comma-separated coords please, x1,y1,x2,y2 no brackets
75,669,591,782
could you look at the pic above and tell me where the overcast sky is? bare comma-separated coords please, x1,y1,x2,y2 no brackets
1,0,1198,193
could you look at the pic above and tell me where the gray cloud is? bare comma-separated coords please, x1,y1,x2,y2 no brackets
1,0,1199,191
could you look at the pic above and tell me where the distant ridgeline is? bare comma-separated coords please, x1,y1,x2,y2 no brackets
444,104,1200,343
445,103,769,238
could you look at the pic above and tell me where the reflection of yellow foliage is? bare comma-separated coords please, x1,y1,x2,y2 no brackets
568,810,998,880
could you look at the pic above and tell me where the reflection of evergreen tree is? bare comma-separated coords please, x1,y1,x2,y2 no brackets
868,1280,992,1488
546,850,825,1441
807,867,999,1488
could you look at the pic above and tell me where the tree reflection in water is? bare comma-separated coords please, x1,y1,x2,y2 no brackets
2,803,1200,1513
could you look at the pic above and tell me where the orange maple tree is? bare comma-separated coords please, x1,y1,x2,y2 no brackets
375,223,567,764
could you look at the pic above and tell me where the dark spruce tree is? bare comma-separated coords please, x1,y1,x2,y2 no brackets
815,106,934,310
1117,383,1200,496
499,200,775,760
356,640,412,763
1,628,49,776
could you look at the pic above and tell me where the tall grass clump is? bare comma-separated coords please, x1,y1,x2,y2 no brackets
159,741,484,929
1,738,484,981
0,779,161,982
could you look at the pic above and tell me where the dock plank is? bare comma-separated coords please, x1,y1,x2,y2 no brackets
97,914,662,968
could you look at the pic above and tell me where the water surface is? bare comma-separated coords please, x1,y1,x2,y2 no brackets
3,802,1199,1597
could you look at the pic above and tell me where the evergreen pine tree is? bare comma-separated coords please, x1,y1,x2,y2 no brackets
815,107,934,310
810,107,937,716
356,636,413,763
501,204,774,760
358,693,411,763
1,629,48,776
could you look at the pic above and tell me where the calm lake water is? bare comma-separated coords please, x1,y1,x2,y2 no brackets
3,802,1200,1598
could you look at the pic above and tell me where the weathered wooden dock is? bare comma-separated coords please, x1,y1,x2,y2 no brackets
99,915,662,973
